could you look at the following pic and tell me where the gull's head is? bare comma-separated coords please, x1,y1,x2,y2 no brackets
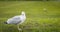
21,11,25,15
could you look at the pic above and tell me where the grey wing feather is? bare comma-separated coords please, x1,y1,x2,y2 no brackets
8,16,21,24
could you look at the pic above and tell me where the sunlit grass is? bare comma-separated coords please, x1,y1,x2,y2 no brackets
0,1,60,32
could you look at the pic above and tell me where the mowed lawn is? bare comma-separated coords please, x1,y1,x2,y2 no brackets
0,1,60,32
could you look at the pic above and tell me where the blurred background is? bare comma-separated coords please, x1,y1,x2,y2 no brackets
0,0,60,1
0,0,60,32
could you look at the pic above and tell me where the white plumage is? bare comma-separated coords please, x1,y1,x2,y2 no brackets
4,11,26,30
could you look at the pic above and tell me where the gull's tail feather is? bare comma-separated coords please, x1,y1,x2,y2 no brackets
4,22,8,24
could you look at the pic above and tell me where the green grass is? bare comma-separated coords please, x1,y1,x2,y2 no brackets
0,1,60,32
